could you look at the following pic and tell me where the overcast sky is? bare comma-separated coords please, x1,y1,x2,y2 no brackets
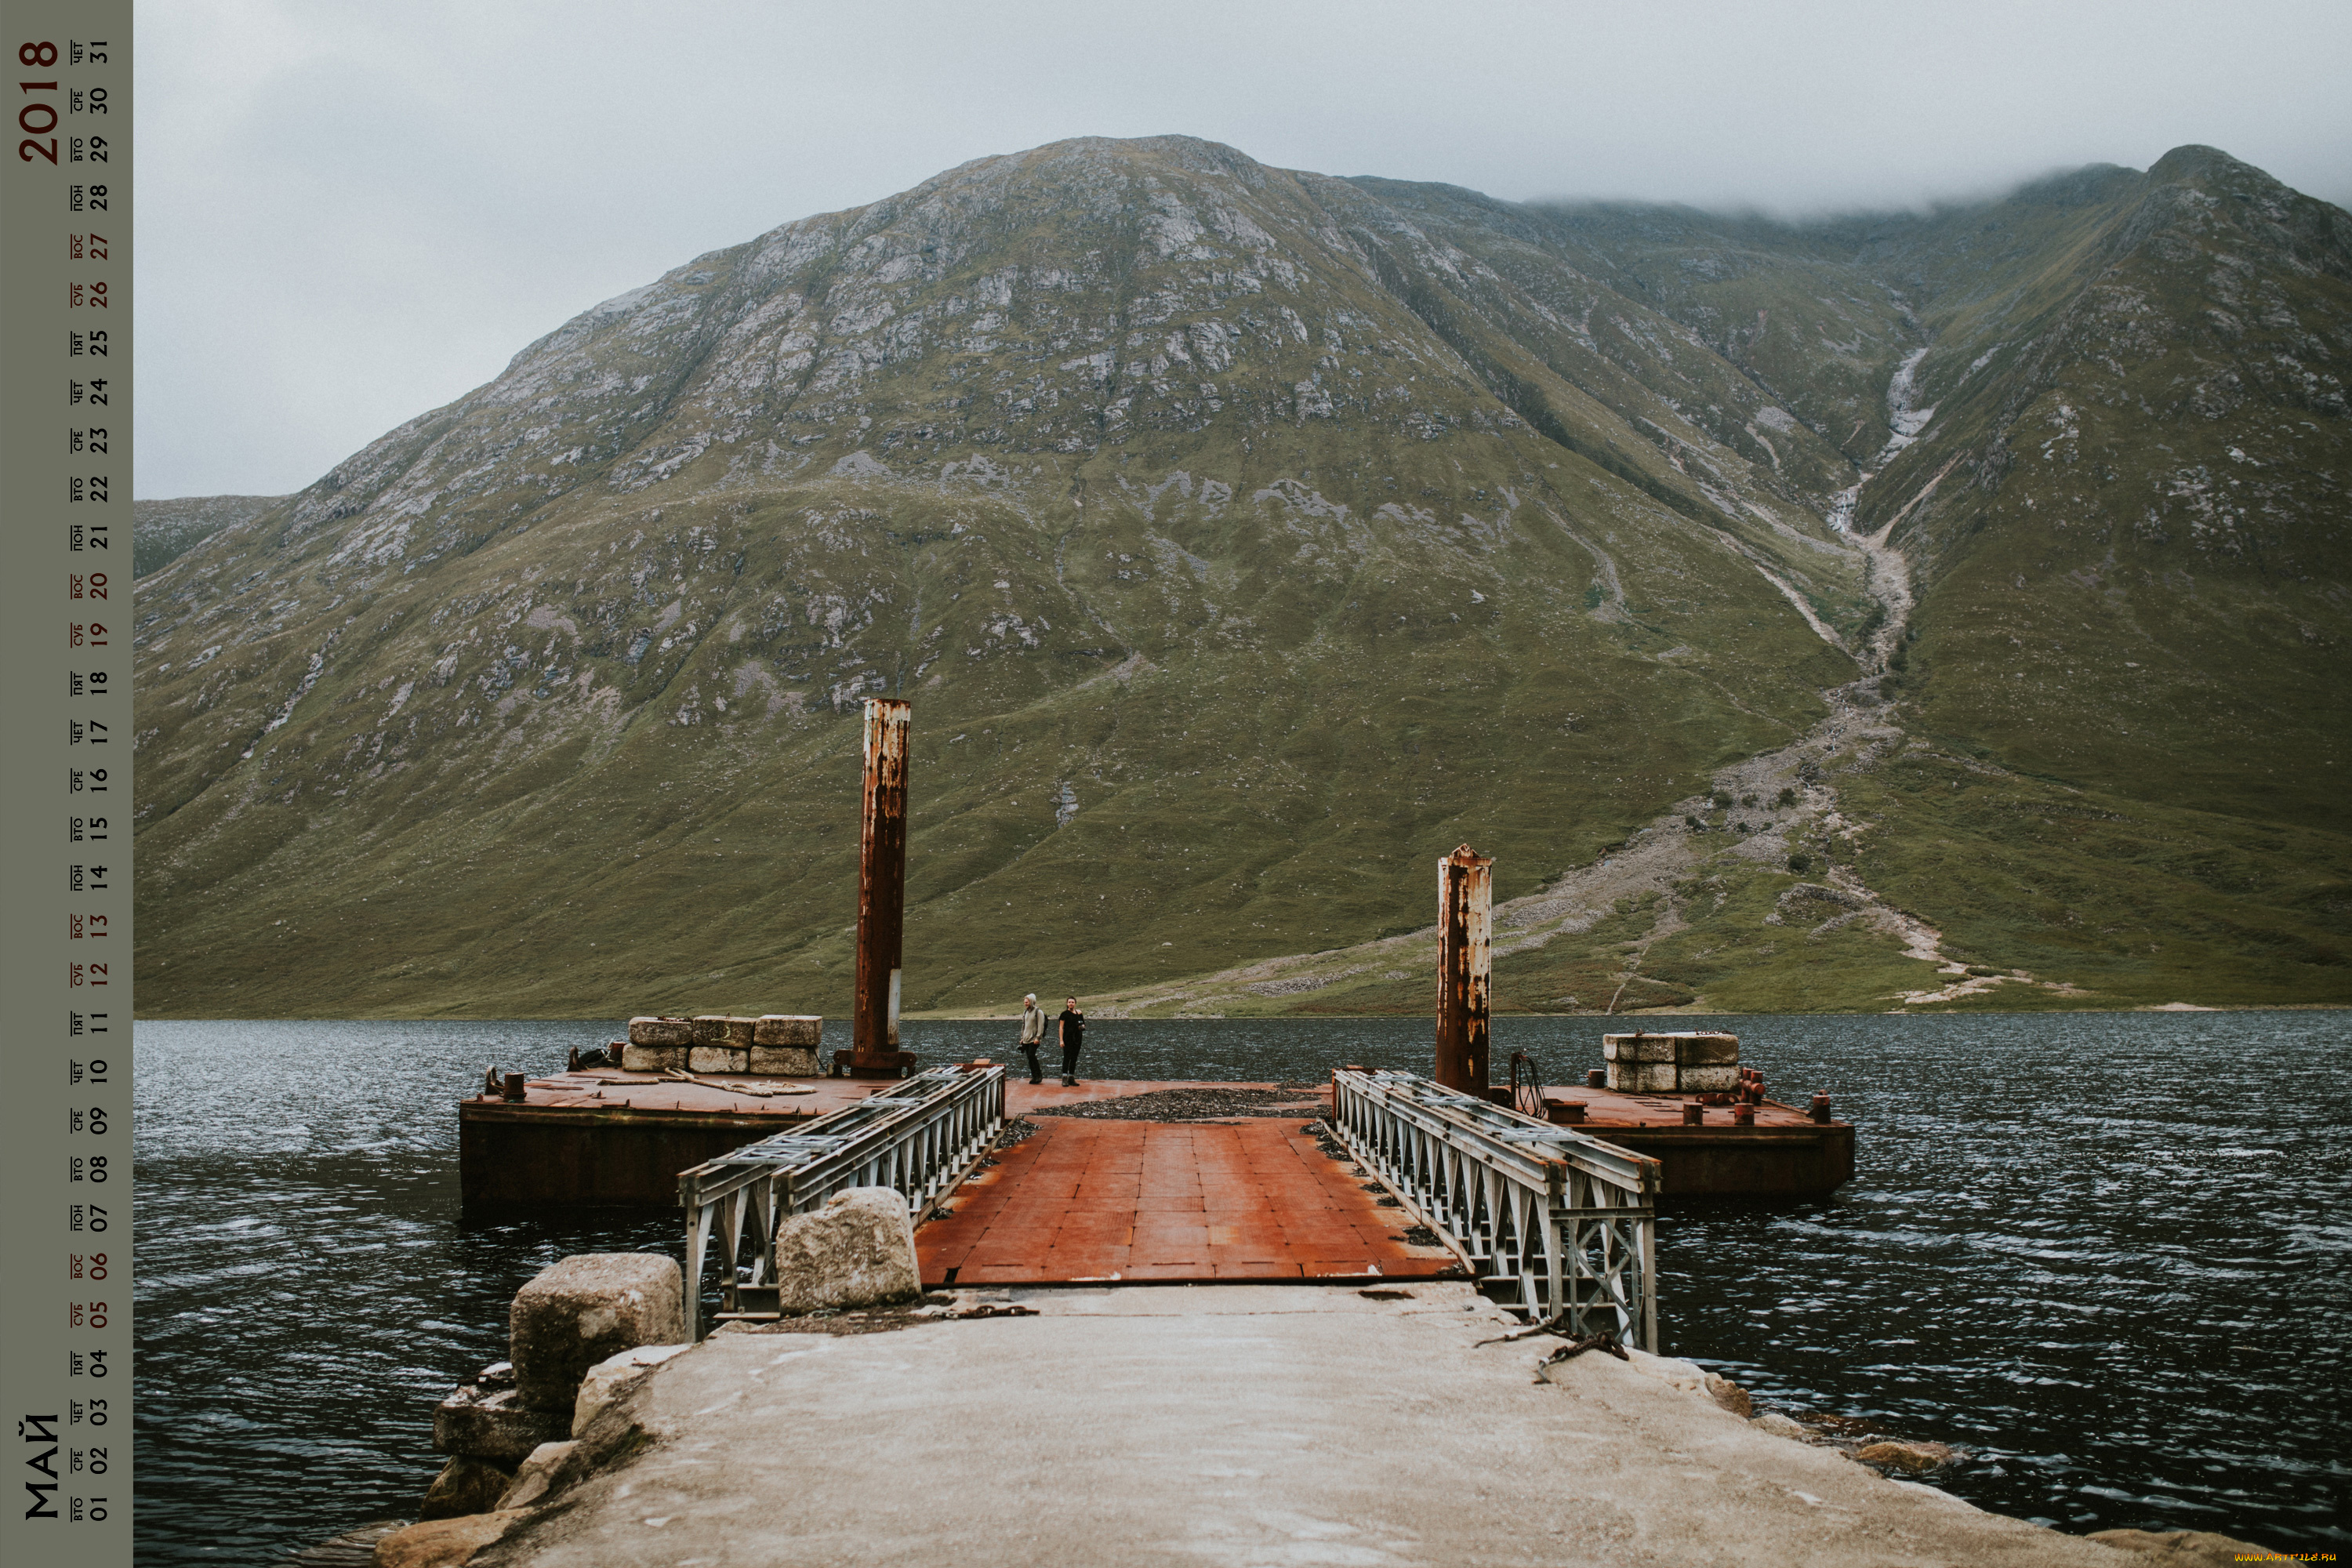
135,0,2352,499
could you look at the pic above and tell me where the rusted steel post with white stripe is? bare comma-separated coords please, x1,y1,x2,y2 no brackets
851,698,913,1076
1435,843,1494,1094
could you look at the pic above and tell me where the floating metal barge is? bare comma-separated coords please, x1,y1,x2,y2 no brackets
1540,1088,1854,1199
459,1071,877,1207
459,724,1846,1214
459,1066,1850,1209
1542,1029,1856,1199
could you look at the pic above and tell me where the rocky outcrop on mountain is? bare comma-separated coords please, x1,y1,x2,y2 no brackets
131,137,2348,1016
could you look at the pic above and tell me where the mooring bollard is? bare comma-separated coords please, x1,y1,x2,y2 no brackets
1433,844,1494,1094
1586,1068,1606,1089
1681,1102,1704,1126
1809,1091,1832,1123
502,1072,528,1102
1732,1102,1755,1126
850,699,919,1080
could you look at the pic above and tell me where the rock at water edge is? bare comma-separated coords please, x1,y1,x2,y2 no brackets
417,1455,516,1521
371,1510,530,1568
495,1440,582,1512
433,1385,570,1468
771,1187,920,1314
1854,1439,1961,1473
2087,1529,2288,1566
572,1342,691,1437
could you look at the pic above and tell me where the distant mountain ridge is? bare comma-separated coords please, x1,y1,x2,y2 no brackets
132,136,2350,1017
132,492,282,576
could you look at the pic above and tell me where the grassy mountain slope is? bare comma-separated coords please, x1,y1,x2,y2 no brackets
1872,148,2352,831
132,137,2348,1018
133,136,1859,1018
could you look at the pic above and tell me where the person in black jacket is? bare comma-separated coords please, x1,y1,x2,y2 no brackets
1056,996,1085,1086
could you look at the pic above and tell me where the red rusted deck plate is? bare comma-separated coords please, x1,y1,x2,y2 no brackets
919,1116,1459,1287
1000,1078,1304,1114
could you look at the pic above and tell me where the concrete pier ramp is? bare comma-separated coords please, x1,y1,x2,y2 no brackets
474,1285,2130,1568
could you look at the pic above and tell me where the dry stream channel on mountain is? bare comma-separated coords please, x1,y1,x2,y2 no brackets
134,1014,2347,1565
1097,365,2015,1019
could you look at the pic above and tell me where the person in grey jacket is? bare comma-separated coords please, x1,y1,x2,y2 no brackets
1017,993,1045,1084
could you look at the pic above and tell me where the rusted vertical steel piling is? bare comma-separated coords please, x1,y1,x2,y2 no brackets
851,698,913,1076
1434,843,1494,1094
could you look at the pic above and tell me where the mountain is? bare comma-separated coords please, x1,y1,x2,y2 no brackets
132,493,282,576
132,137,2350,1018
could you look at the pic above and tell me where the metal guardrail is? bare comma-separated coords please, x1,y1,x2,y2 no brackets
1330,1067,1661,1351
677,1062,1006,1338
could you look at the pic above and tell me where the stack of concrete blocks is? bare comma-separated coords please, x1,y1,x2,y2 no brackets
425,1253,685,1519
619,1016,694,1073
620,1014,822,1075
1602,1031,1740,1094
750,1014,822,1076
687,1015,757,1074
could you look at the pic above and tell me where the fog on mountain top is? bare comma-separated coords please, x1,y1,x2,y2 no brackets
133,0,2350,501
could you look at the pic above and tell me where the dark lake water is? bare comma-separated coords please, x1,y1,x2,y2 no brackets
134,1012,2349,1563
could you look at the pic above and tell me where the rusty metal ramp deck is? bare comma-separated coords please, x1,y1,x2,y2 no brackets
917,1107,1462,1287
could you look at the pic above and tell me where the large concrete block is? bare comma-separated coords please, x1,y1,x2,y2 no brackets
688,1045,750,1075
1602,1033,1675,1064
691,1015,757,1047
619,1043,685,1074
771,1188,921,1314
1679,1065,1742,1094
434,1385,570,1465
510,1254,686,1412
754,1014,822,1047
1606,1061,1678,1094
1675,1033,1740,1066
627,1017,694,1047
749,1045,822,1076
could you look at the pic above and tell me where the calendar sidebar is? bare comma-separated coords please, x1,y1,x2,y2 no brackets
2,3,134,1562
